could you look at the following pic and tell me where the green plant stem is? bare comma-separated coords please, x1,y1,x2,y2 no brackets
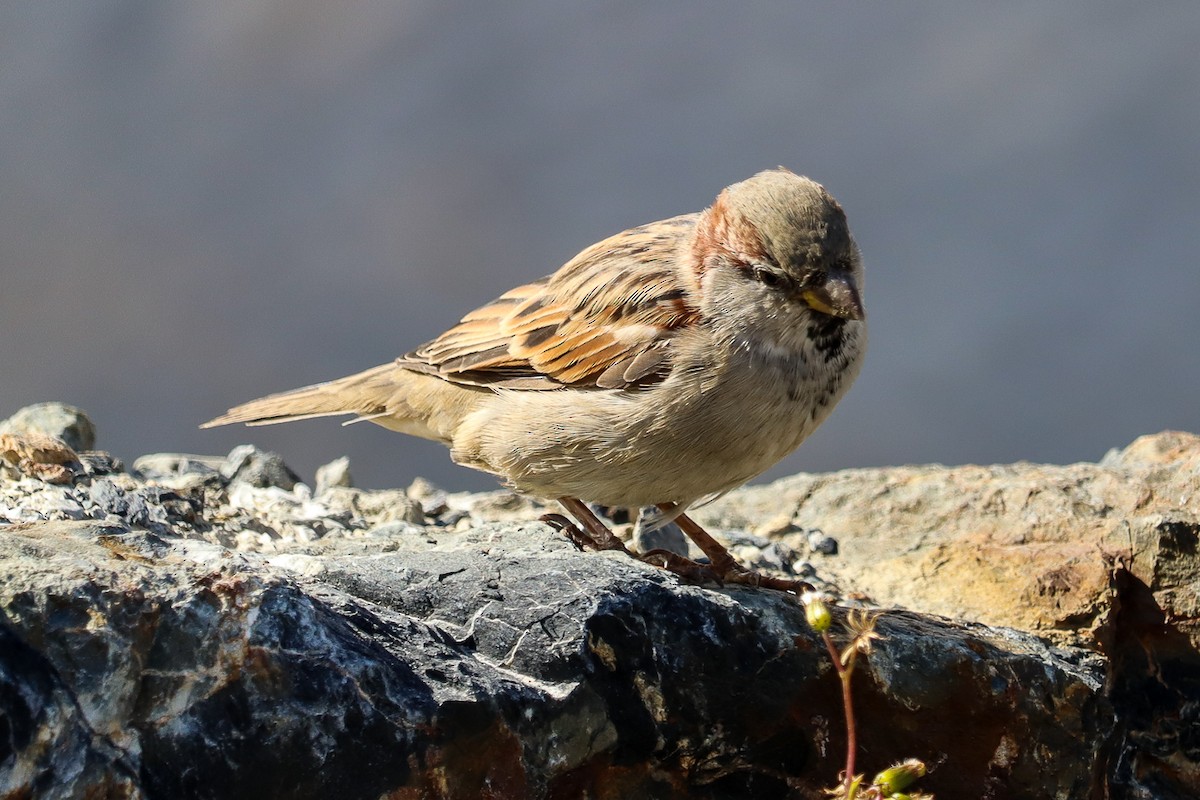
823,630,857,791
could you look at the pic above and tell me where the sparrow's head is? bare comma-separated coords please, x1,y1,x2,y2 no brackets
693,169,865,347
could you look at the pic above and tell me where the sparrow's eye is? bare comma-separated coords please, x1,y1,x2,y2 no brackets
753,268,788,290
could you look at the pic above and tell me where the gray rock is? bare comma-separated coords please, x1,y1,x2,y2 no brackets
314,455,353,495
0,621,142,797
80,478,203,534
407,476,449,517
722,531,809,575
77,450,123,476
0,520,1111,799
220,444,301,490
632,507,690,556
5,428,1200,797
319,485,424,527
87,477,129,516
806,529,838,555
0,402,96,451
131,452,224,482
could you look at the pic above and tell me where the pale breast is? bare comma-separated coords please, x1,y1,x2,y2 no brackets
454,322,865,508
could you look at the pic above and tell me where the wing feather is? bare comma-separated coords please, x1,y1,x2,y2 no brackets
401,214,699,390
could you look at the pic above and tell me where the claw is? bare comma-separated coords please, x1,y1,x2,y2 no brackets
548,497,813,595
539,513,592,551
718,567,814,594
639,548,721,584
548,499,634,555
662,504,815,595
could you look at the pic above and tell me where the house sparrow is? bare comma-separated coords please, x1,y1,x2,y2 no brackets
204,168,866,591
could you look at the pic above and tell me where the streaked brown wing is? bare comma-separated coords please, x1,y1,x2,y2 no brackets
401,214,699,390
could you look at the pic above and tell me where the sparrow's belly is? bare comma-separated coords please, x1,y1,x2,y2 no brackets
454,345,862,508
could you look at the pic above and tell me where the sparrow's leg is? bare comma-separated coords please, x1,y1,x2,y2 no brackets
662,504,815,594
545,498,720,582
545,498,810,592
655,503,739,574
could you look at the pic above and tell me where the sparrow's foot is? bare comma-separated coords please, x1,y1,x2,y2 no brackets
715,566,815,594
640,548,813,591
638,548,721,583
547,497,813,594
540,513,608,552
661,504,814,595
542,512,718,582
545,498,635,555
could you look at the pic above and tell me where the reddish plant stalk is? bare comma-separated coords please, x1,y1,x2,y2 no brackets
823,630,857,790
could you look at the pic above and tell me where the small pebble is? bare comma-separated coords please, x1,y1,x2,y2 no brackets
790,560,817,578
315,456,353,495
633,508,690,557
367,521,424,538
753,512,798,538
0,402,96,452
807,529,839,556
221,445,300,490
132,453,222,482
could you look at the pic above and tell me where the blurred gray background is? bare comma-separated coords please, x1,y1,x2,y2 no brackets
3,2,1198,491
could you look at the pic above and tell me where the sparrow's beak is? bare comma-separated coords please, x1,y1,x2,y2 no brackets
800,274,865,321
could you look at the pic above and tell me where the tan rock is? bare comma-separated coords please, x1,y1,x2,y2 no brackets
700,431,1200,648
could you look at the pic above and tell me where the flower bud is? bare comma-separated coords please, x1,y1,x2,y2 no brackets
872,759,926,793
802,594,832,632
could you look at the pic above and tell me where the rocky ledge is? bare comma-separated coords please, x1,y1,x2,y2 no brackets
2,403,1198,799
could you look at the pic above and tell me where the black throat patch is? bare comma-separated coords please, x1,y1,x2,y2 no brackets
806,317,847,363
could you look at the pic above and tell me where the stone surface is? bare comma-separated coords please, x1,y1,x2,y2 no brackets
2,422,1200,798
0,402,96,452
314,455,353,495
0,431,81,484
698,431,1200,652
220,444,302,490
2,520,1110,800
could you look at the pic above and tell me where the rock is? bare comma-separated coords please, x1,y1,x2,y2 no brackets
698,431,1200,651
320,485,424,527
806,529,838,556
632,507,690,556
407,476,450,518
0,402,96,452
723,531,807,576
752,512,799,538
132,452,224,483
0,621,141,797
80,478,202,533
314,455,353,495
1,520,1110,799
76,450,123,476
0,431,81,484
220,444,301,490
4,427,1200,797
465,490,542,523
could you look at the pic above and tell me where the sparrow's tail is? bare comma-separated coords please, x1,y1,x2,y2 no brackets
201,364,403,429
